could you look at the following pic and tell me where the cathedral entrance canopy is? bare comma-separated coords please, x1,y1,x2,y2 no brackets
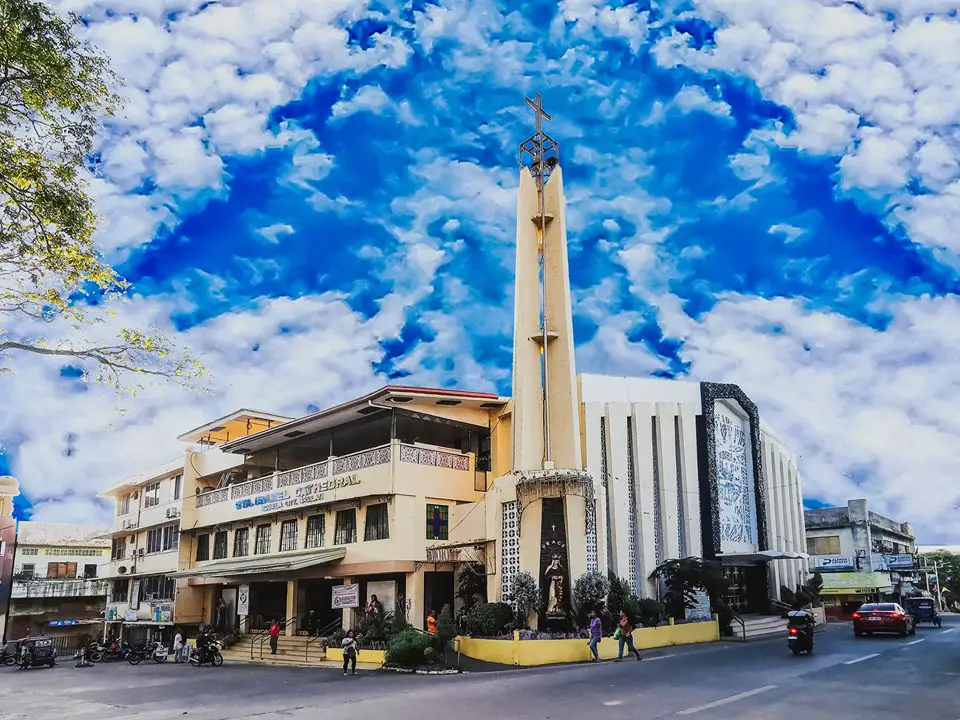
716,550,807,565
171,547,346,580
514,469,594,528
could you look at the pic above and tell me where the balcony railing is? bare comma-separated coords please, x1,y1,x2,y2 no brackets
11,578,109,599
194,442,470,508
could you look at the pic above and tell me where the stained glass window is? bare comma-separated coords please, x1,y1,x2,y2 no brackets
426,504,448,541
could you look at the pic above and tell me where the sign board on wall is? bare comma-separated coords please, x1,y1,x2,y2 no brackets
332,583,360,609
235,474,361,514
811,556,856,572
129,578,140,610
366,580,396,615
237,584,250,616
872,554,914,570
685,591,712,622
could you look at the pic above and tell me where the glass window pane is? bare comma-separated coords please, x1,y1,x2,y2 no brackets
364,504,389,541
426,504,449,541
334,510,356,545
280,520,298,552
305,515,325,549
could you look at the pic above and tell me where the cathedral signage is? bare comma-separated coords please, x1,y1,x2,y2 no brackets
235,474,361,513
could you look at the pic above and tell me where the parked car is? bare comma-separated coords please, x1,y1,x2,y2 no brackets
853,603,916,637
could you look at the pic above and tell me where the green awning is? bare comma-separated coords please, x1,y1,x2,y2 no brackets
819,572,892,595
170,547,346,579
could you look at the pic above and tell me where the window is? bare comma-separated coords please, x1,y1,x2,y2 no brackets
279,520,298,552
20,564,35,578
196,534,210,562
305,515,325,549
118,494,131,515
334,509,357,545
806,536,841,556
171,474,182,501
20,547,38,556
111,538,127,560
111,579,129,603
254,524,272,555
144,482,160,508
364,504,389,541
45,547,103,556
140,575,176,601
233,527,249,557
426,504,449,541
46,562,77,578
213,531,228,560
162,524,179,551
83,564,98,578
147,527,162,553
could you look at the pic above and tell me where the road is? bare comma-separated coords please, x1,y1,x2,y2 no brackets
1,618,958,719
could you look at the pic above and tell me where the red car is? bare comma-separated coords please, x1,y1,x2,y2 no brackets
853,603,916,637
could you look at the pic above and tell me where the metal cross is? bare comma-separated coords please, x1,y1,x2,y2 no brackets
525,92,551,133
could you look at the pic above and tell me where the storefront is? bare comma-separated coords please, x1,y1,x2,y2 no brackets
819,572,893,618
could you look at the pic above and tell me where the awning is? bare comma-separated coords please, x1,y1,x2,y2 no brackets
170,547,346,579
819,572,892,595
716,550,808,564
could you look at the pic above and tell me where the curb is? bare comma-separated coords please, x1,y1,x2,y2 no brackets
381,666,463,675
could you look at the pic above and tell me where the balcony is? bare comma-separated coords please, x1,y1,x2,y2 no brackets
10,578,109,600
190,441,476,528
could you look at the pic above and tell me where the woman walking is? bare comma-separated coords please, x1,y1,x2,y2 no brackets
615,610,642,662
587,610,602,662
341,629,358,676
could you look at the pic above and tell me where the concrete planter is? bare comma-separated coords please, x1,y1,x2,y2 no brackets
456,619,719,667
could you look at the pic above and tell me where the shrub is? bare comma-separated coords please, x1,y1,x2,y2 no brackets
465,602,514,637
636,598,664,628
573,571,609,626
385,629,432,668
456,563,487,609
510,571,538,628
437,604,457,645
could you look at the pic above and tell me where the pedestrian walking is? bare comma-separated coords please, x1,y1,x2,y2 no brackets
342,629,358,676
173,629,184,664
615,610,642,661
587,610,602,662
269,619,280,655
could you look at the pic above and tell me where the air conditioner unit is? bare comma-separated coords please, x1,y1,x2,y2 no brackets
122,519,137,530
137,549,145,557
165,507,180,519
117,565,128,575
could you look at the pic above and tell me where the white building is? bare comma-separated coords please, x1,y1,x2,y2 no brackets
579,374,807,614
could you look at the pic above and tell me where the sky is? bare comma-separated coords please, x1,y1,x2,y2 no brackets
2,0,960,542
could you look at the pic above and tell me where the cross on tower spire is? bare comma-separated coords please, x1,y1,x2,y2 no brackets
525,92,552,134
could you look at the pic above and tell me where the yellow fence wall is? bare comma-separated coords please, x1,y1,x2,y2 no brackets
457,619,719,667
326,647,387,666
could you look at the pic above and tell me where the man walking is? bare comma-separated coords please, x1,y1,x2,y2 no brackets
615,610,642,662
587,610,602,662
268,619,280,655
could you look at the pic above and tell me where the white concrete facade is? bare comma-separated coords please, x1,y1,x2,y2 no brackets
580,373,807,604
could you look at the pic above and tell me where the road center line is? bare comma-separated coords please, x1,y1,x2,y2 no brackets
676,686,777,716
844,653,880,665
906,639,926,646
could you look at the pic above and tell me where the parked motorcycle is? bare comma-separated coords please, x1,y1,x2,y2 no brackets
787,610,815,656
94,639,130,663
128,641,168,665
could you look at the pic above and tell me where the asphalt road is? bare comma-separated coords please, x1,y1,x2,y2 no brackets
1,618,958,719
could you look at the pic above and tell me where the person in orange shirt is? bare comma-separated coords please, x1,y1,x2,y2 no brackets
426,609,438,634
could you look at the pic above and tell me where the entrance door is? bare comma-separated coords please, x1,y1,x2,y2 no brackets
723,565,768,614
221,588,238,630
424,571,454,623
301,579,342,633
249,582,286,630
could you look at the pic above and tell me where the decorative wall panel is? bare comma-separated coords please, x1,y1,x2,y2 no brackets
500,501,520,601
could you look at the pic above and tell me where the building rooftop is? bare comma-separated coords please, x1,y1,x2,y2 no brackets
177,408,294,444
17,521,110,547
98,456,185,498
219,385,507,455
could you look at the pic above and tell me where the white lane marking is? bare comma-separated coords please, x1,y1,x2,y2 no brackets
942,628,956,634
603,700,623,706
676,686,777,716
844,653,880,665
906,639,926,646
644,654,677,661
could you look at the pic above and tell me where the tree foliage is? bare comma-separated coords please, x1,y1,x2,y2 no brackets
510,570,538,629
650,557,729,620
780,573,824,611
0,0,201,390
572,570,609,626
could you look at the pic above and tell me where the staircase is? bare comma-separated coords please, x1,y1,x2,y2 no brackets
728,614,788,641
220,633,327,667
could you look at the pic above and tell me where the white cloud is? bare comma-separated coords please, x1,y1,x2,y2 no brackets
653,2,960,256
673,85,732,118
331,85,393,119
256,223,296,244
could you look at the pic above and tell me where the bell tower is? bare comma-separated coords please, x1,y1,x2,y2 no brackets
506,93,594,628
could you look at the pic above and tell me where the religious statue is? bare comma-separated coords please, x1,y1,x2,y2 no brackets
544,554,565,617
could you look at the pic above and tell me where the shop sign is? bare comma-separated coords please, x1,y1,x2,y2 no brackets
332,583,360,609
812,556,855,571
48,619,77,627
237,584,250,616
235,474,361,513
872,554,914,570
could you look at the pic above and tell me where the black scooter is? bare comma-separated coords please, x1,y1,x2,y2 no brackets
787,610,815,656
